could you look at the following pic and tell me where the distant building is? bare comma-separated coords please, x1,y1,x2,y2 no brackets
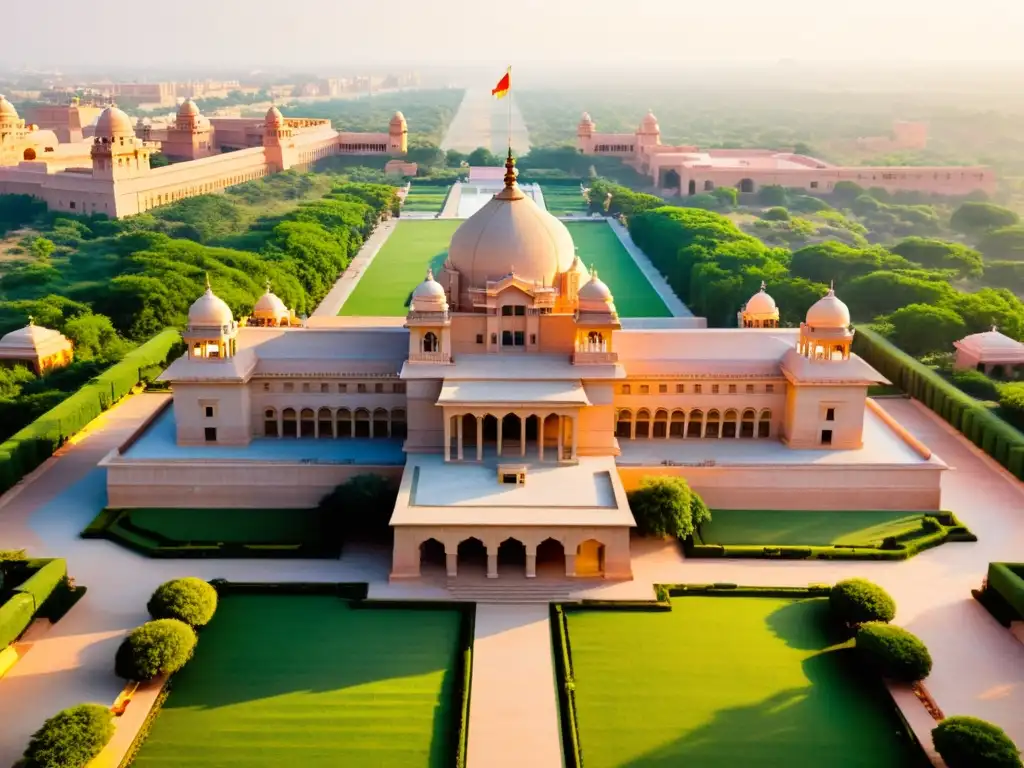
0,318,73,375
578,111,992,197
0,95,408,218
27,99,105,144
856,120,930,153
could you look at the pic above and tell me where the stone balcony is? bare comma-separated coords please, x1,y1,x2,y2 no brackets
572,350,618,365
408,351,453,364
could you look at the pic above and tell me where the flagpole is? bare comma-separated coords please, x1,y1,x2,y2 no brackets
507,66,513,154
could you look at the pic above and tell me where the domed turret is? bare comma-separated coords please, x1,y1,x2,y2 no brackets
188,278,234,328
578,270,616,314
390,111,406,127
805,286,850,329
266,105,283,125
580,111,593,125
251,281,290,326
0,95,19,123
640,110,660,133
178,98,200,118
95,106,134,138
739,281,780,328
446,151,576,302
411,268,448,312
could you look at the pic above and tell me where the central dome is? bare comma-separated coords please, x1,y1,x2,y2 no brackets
447,154,576,289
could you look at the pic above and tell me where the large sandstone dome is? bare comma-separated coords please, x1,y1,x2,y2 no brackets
96,106,134,138
447,157,576,289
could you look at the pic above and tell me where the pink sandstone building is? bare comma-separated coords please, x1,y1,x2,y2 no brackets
577,111,994,197
0,95,408,218
102,154,945,582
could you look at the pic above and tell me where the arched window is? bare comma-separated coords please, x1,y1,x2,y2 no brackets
354,408,371,438
318,407,333,438
391,408,407,439
706,409,721,439
423,332,438,353
687,409,703,438
264,408,278,437
741,409,756,438
282,408,297,438
615,409,632,439
758,409,772,438
23,148,36,161
653,409,669,438
300,408,315,438
722,409,738,439
373,408,389,438
635,409,651,439
669,409,685,438
336,408,352,438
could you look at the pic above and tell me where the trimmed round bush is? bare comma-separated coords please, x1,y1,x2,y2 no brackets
855,622,932,682
115,619,197,681
932,716,1023,768
22,703,114,768
829,578,896,626
762,206,791,221
147,577,218,627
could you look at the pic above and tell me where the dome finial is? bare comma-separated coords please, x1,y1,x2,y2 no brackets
264,278,272,293
503,148,516,188
205,273,212,291
426,267,434,281
27,315,34,326
829,279,835,294
760,280,767,292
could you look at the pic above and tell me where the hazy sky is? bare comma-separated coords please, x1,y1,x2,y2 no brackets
8,0,1024,72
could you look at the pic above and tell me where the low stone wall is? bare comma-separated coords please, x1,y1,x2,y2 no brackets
103,455,403,508
616,463,943,511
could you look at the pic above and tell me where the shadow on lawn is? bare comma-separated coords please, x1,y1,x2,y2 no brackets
402,250,451,309
765,598,850,651
617,648,928,768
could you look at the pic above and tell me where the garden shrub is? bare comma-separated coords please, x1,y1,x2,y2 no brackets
829,578,896,625
987,563,1024,620
14,558,67,611
114,619,197,681
855,622,932,682
22,703,115,768
626,476,710,539
951,368,1002,401
932,716,1023,768
0,592,35,648
147,577,218,627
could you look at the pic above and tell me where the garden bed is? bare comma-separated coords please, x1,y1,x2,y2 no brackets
555,591,929,768
81,507,342,558
124,590,469,768
686,509,975,560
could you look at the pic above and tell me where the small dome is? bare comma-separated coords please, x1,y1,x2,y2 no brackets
178,99,200,118
411,269,447,310
266,105,283,124
0,95,18,121
640,110,660,131
0,320,67,352
188,282,234,327
95,106,134,138
253,283,288,318
744,282,777,315
805,287,850,329
390,111,406,125
579,272,612,302
580,112,593,124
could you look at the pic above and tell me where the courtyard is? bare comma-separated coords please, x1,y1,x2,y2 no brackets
565,595,929,768
129,594,464,768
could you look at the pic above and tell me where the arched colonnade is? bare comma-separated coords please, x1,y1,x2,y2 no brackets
444,410,579,462
417,534,607,578
615,408,772,440
264,406,407,439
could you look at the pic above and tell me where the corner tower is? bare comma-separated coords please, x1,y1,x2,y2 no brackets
389,111,408,155
263,105,295,173
91,106,151,181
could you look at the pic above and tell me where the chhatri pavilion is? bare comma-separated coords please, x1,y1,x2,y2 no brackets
103,153,945,581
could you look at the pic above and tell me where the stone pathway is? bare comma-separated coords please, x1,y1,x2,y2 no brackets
606,218,693,317
467,604,564,768
439,182,463,218
310,219,396,317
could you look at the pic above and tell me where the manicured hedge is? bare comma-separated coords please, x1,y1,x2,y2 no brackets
856,622,933,682
0,329,180,495
147,578,218,628
0,558,68,648
551,604,583,768
0,593,36,649
932,716,1023,768
14,559,67,612
115,619,197,681
985,562,1024,621
854,326,1024,479
21,703,115,768
830,579,896,626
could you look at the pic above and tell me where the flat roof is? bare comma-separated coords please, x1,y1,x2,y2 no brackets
122,408,405,464
615,406,943,468
437,380,590,406
403,353,622,381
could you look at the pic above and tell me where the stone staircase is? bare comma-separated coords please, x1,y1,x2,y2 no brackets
445,577,588,604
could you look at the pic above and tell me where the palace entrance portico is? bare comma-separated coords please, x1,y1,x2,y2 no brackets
438,380,587,463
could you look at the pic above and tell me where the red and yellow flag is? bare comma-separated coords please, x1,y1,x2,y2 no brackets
492,66,511,99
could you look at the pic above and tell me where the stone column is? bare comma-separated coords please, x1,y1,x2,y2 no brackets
520,414,527,457
476,415,483,461
350,416,355,438
557,415,564,461
539,416,545,462
571,416,579,460
630,416,636,441
497,417,503,457
445,552,457,578
277,415,283,438
457,415,464,461
565,552,577,577
443,415,451,462
526,550,537,578
486,549,498,579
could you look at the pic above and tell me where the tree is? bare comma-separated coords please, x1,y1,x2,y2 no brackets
626,476,710,539
30,237,55,260
932,717,1023,768
317,474,398,540
881,303,967,357
978,225,1024,261
842,271,955,322
891,237,983,278
951,201,1019,236
829,579,896,626
466,147,500,167
147,577,218,627
761,207,790,221
831,180,864,203
114,619,197,681
756,185,789,206
22,703,115,768
61,313,125,360
710,187,738,207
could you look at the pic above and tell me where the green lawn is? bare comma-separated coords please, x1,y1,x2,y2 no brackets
403,185,451,213
125,507,330,544
540,186,588,215
340,220,462,316
131,595,462,768
699,509,927,547
567,597,925,768
564,222,671,318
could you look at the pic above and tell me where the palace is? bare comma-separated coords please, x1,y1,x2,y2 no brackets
577,111,995,197
102,153,945,582
0,95,409,218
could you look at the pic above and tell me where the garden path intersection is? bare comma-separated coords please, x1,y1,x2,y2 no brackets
0,395,1023,767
